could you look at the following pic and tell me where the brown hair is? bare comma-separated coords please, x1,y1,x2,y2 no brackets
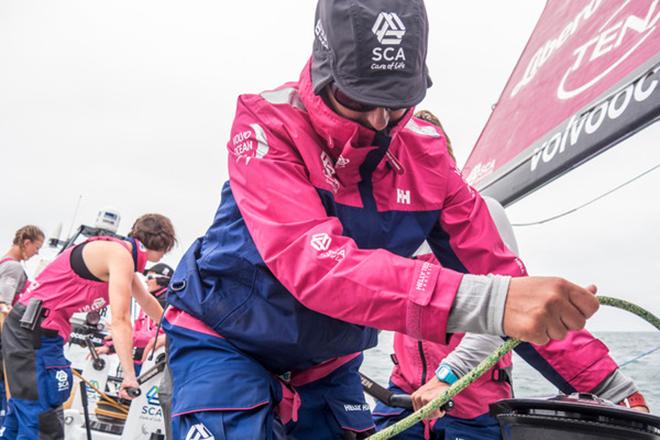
13,225,45,248
414,110,455,162
128,214,176,253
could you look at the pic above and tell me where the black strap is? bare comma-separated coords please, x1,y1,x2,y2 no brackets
70,243,102,282
127,237,139,272
492,367,512,386
147,304,169,362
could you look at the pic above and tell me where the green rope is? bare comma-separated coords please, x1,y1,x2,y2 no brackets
598,296,660,330
367,296,660,440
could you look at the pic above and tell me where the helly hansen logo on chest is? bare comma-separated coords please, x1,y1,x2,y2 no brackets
396,189,411,205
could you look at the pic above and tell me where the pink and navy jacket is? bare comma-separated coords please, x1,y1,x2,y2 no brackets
20,236,148,340
167,61,618,392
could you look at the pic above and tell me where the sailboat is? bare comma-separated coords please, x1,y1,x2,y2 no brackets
458,1,660,438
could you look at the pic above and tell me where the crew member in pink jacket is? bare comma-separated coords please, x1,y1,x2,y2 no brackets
163,1,605,438
133,263,171,367
370,114,647,439
0,214,176,439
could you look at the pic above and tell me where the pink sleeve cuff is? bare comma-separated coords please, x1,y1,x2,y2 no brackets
406,260,462,343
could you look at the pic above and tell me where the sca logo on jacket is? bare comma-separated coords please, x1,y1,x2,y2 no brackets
186,423,215,440
55,370,69,391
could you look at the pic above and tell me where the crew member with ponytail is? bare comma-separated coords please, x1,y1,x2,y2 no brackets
0,225,44,427
0,214,176,440
0,225,44,309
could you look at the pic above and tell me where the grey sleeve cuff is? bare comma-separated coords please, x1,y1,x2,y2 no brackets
590,369,638,404
446,274,510,336
442,333,505,377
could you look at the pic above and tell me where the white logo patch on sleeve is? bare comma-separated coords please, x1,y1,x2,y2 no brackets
55,370,69,391
310,233,332,251
232,123,269,165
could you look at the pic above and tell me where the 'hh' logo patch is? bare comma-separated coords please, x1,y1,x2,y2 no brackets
397,189,411,205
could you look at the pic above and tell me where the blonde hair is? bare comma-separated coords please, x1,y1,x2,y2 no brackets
12,225,45,249
414,110,455,162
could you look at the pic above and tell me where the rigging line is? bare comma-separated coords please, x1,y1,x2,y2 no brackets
619,344,660,368
511,161,660,227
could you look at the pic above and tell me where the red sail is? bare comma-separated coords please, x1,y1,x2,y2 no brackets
463,0,660,206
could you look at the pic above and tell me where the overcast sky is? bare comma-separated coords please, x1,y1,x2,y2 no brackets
1,1,659,332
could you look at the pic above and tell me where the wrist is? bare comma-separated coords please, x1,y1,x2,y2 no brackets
435,363,459,385
123,373,137,383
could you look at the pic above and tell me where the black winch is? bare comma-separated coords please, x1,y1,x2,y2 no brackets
490,393,660,440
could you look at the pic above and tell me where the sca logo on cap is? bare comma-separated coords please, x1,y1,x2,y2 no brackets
372,12,406,44
371,12,406,69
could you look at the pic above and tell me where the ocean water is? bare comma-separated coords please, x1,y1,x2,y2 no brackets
362,331,660,411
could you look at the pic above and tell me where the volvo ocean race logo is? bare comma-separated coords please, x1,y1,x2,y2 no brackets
232,123,269,165
79,297,106,314
371,12,406,71
465,159,495,186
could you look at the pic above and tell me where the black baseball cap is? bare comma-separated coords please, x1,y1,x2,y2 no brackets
311,0,432,109
143,263,173,278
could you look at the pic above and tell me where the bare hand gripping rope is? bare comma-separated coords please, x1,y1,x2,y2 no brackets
368,296,660,440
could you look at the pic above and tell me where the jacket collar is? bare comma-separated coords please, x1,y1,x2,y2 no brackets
297,58,414,163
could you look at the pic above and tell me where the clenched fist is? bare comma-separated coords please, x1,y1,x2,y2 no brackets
503,277,599,345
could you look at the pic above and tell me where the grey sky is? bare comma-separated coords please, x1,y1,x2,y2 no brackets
1,1,658,331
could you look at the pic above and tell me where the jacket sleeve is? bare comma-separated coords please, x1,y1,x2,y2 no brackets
438,168,618,393
227,96,463,343
0,262,26,304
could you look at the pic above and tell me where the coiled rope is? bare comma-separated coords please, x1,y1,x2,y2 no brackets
368,296,660,440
